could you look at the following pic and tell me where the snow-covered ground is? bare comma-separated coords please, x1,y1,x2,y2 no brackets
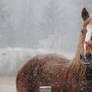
0,77,51,92
0,77,16,92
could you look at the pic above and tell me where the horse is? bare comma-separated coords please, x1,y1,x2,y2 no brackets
16,8,87,92
79,8,92,92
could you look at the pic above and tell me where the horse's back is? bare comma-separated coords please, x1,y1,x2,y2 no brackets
16,54,69,92
31,54,69,64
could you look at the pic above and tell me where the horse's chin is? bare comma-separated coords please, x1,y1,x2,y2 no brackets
83,62,92,69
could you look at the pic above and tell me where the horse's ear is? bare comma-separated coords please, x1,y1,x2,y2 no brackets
81,8,89,21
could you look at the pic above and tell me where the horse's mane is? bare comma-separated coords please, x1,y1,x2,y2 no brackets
67,28,86,82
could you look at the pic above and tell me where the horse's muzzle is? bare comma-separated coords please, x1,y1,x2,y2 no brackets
80,52,92,65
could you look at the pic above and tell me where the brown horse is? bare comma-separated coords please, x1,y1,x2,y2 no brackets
80,8,92,92
16,8,87,92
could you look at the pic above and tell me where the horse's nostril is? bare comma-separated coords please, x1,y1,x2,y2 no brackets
86,52,91,61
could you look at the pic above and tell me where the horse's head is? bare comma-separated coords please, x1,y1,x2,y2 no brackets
80,8,92,68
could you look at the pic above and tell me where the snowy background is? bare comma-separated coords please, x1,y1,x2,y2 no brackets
0,0,92,91
1,0,92,77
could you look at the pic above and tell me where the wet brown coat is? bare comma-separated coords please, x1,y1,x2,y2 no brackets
16,8,91,92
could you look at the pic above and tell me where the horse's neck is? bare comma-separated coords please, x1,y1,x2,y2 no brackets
80,67,92,91
85,67,92,81
80,67,92,92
